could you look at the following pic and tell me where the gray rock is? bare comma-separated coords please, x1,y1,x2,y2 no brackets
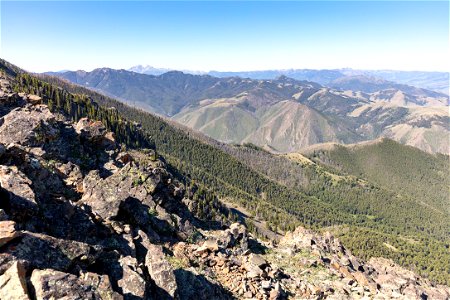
0,105,58,146
0,165,38,219
140,230,178,298
117,255,147,299
80,272,123,300
31,269,103,299
80,163,158,223
1,231,94,271
248,253,267,268
244,262,264,278
75,117,116,149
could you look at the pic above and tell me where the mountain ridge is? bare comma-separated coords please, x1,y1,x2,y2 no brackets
53,67,449,154
5,59,448,286
125,65,449,95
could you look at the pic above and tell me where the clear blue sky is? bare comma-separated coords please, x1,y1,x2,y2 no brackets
1,1,449,72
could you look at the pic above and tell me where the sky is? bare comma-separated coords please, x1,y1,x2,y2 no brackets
1,1,449,72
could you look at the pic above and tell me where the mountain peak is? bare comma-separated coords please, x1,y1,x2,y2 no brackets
128,64,172,75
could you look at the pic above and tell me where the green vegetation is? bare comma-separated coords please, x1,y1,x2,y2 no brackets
308,140,450,214
2,58,448,285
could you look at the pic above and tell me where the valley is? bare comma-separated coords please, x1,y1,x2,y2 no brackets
2,1,448,299
1,59,448,289
54,68,449,154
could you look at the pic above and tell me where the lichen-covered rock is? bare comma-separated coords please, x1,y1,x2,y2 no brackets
0,104,58,146
139,230,178,298
80,272,124,300
31,269,102,299
0,165,38,219
0,261,29,300
80,162,158,223
1,231,95,271
117,256,147,299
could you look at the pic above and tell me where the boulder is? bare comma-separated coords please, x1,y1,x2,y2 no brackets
0,261,29,300
353,271,377,293
31,269,103,299
244,261,264,278
75,118,106,140
248,253,267,268
1,231,94,271
75,117,116,149
26,94,42,105
219,223,249,250
0,165,38,219
0,220,21,247
196,239,219,254
0,105,58,146
117,256,147,299
80,163,158,223
80,272,123,300
143,239,178,298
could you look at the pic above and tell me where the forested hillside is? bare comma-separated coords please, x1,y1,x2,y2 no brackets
54,67,450,154
2,59,449,285
301,139,450,214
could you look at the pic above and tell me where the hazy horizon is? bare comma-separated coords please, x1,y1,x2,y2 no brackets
2,1,449,73
45,64,450,74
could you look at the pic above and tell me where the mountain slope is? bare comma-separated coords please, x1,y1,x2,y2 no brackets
243,101,357,152
174,98,359,152
329,75,448,106
128,66,449,95
54,68,449,154
300,138,450,214
341,69,449,95
9,71,445,299
4,59,449,285
174,98,260,143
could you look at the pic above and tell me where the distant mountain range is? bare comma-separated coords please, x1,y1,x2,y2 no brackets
127,65,449,95
51,68,449,154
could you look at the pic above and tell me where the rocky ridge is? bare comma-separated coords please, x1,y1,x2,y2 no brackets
0,74,449,299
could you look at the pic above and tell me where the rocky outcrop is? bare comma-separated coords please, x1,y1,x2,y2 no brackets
116,256,147,298
144,241,178,298
75,117,116,149
0,104,57,147
1,231,96,272
80,161,159,223
31,268,123,300
0,166,38,219
369,257,450,299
